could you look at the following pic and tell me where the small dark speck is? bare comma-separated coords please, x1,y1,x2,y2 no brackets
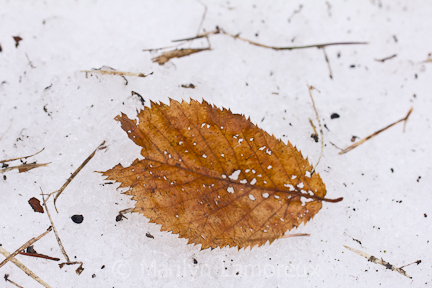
415,74,418,79
146,232,154,239
115,214,123,222
350,64,356,68
390,168,394,173
71,215,84,224
337,52,341,58
92,274,96,278
193,258,198,265
236,271,239,275
393,35,398,42
424,213,427,218
289,123,292,126
353,238,362,245
101,265,105,269
261,117,265,122
246,82,248,86
330,113,340,119
255,33,259,37
3,175,6,180
417,176,421,182
362,173,364,176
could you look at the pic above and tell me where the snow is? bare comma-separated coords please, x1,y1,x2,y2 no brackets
1,0,431,287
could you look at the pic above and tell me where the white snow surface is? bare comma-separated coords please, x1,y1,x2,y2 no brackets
0,1,431,287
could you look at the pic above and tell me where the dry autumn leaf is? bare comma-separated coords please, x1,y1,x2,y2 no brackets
28,197,44,213
102,99,342,250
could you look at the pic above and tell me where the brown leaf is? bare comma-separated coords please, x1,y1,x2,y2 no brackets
28,197,44,213
152,48,210,65
102,99,342,250
13,36,22,48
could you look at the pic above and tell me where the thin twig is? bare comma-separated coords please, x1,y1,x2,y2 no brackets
321,47,333,79
143,41,188,52
0,163,50,174
195,0,208,36
4,274,24,288
0,148,45,163
399,260,421,269
221,30,368,50
18,251,60,261
0,247,51,288
40,188,85,275
40,188,70,263
307,85,324,174
375,54,397,62
281,233,310,238
287,4,303,23
329,141,343,151
339,108,413,155
344,245,412,279
81,70,152,78
47,141,106,212
0,226,52,268
25,53,36,68
58,261,84,273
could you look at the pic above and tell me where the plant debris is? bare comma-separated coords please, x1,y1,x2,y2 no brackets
0,246,51,287
81,67,152,78
344,245,416,279
152,48,211,65
44,141,106,212
12,36,22,48
339,108,413,154
102,99,342,250
40,188,84,275
307,85,324,174
28,197,44,213
0,163,50,174
375,54,397,62
4,274,24,288
132,91,145,106
0,226,52,268
181,83,196,89
18,245,60,262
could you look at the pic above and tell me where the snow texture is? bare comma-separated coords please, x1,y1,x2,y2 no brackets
0,0,431,287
